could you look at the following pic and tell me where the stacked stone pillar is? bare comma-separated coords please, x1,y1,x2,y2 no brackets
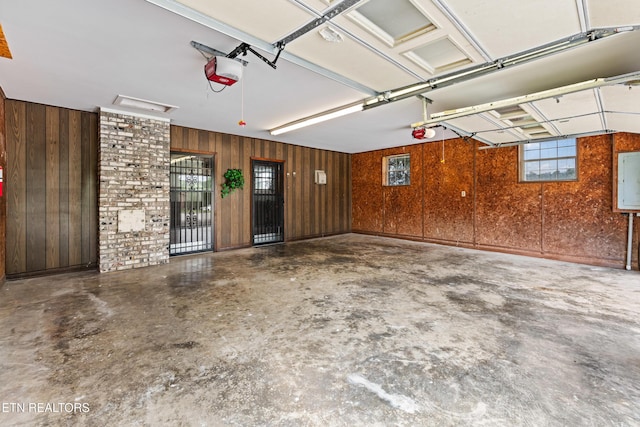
98,109,170,272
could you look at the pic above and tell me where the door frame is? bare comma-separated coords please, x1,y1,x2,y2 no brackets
169,150,215,255
251,158,285,246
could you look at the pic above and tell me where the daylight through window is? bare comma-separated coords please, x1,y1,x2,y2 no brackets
383,154,411,186
520,139,577,182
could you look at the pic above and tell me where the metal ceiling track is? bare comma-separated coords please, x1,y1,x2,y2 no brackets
144,0,377,96
412,71,640,127
268,25,639,138
276,0,363,47
372,26,640,117
190,41,249,66
477,129,616,150
287,0,425,81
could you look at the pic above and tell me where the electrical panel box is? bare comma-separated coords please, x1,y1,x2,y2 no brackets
315,170,327,185
617,152,640,210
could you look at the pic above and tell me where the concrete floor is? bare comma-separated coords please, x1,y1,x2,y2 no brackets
1,234,639,426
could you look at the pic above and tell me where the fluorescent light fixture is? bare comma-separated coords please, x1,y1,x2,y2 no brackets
270,102,364,135
113,95,179,113
269,30,640,136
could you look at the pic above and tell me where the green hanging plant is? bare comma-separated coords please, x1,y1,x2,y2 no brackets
221,168,245,198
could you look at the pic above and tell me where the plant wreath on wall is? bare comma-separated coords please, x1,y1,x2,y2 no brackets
221,168,245,198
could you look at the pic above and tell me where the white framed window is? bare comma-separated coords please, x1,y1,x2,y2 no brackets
383,154,410,186
520,138,577,182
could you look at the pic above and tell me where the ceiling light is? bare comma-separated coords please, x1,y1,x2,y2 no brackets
319,27,344,43
113,95,178,113
268,31,640,136
270,102,363,135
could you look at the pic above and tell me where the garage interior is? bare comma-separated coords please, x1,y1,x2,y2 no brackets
0,0,640,425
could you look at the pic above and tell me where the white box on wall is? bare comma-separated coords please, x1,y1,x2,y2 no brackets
118,209,146,232
315,170,327,185
618,152,640,210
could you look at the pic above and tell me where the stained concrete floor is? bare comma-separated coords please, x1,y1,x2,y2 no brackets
1,234,639,426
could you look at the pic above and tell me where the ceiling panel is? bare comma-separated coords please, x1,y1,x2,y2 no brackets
175,0,313,42
404,37,472,74
329,4,485,82
526,89,604,136
441,0,582,58
422,30,640,118
600,85,640,113
601,85,640,133
496,104,557,139
551,114,604,135
348,0,436,46
606,112,640,133
445,114,523,144
586,0,640,28
285,23,418,90
532,89,600,118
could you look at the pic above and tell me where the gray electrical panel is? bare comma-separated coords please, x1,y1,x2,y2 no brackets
618,152,640,210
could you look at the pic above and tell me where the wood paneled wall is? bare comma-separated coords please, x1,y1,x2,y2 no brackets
171,126,351,251
352,134,640,269
0,89,6,282
5,100,98,276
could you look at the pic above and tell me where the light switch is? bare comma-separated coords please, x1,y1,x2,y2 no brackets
315,170,327,185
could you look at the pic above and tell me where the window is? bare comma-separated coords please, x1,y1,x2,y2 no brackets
383,154,410,186
520,138,577,182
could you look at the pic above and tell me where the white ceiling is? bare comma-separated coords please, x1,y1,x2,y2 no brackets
1,0,639,153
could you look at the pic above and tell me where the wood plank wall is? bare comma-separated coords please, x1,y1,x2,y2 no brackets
352,134,640,269
5,100,98,276
171,126,351,250
0,88,6,282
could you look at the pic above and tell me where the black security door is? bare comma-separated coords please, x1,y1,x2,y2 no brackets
252,160,284,245
169,153,214,255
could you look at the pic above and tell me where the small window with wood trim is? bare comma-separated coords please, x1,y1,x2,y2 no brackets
383,154,410,186
520,138,577,182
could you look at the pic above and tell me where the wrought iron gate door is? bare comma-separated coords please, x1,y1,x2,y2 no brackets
170,153,214,255
252,160,284,245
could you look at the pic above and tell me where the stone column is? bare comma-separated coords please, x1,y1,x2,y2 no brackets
98,109,170,272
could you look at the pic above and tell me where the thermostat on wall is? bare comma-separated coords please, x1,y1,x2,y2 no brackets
315,170,327,185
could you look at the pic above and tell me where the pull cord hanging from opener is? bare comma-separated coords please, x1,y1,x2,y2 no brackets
238,72,246,127
441,127,445,164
